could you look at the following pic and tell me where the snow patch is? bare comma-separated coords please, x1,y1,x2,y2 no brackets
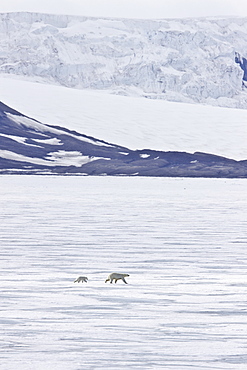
0,148,107,167
140,153,150,158
32,137,63,145
45,150,104,167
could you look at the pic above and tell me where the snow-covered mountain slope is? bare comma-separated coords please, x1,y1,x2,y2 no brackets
1,76,247,161
0,100,132,174
1,93,247,177
1,12,247,108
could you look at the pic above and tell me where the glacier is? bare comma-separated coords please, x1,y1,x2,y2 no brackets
1,12,247,108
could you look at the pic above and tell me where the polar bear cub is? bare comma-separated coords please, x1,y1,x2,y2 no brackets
105,273,129,284
74,276,88,283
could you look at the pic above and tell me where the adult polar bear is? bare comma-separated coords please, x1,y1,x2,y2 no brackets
105,273,129,284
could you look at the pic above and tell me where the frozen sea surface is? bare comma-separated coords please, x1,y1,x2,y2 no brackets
0,176,247,370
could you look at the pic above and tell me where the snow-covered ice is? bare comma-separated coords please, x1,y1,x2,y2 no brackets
0,176,247,369
0,76,247,161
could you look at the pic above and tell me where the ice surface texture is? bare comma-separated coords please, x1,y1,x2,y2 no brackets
1,176,247,369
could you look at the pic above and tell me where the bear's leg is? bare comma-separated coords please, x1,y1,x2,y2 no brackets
122,278,128,284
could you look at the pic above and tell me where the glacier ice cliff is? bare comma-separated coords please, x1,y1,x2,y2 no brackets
0,12,247,108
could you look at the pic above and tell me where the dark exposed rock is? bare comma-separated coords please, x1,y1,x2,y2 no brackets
235,52,247,82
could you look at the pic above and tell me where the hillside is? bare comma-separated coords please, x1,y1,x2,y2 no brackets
1,77,247,161
1,100,247,177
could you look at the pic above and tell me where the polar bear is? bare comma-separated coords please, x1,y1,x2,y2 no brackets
74,276,88,283
105,273,129,284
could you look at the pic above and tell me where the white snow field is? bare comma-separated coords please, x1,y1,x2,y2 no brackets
0,175,247,370
0,76,247,161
